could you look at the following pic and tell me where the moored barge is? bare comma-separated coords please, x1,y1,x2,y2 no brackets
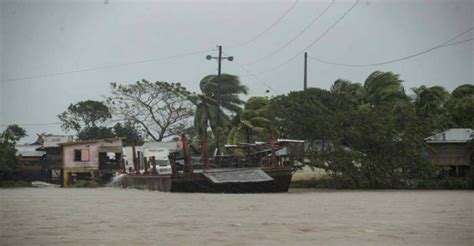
120,135,304,193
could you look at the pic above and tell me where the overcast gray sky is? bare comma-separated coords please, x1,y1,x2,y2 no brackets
1,0,473,143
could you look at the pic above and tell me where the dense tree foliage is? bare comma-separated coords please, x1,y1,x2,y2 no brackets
4,124,27,141
0,131,20,172
269,71,473,188
192,74,248,152
227,97,273,145
76,126,115,140
113,122,145,146
58,100,112,137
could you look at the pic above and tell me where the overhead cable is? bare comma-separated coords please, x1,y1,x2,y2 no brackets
252,0,360,76
229,0,299,49
245,0,335,65
309,27,473,67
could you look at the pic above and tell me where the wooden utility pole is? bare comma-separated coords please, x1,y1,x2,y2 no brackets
206,46,233,157
304,52,308,90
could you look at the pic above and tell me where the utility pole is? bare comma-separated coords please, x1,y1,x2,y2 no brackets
206,46,233,157
304,52,308,90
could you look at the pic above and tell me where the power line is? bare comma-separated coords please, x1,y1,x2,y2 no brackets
0,118,125,128
222,51,279,93
1,48,215,83
245,0,335,65
252,0,360,76
0,122,61,127
229,0,299,49
235,61,280,94
442,37,473,48
308,28,473,67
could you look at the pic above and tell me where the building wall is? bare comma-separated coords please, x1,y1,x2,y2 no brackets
428,143,471,166
63,139,122,170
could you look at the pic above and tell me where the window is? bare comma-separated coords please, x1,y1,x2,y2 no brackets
74,149,89,161
74,150,81,161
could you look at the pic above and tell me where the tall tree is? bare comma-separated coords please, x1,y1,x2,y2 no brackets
411,85,450,133
192,74,248,152
0,131,20,173
58,100,112,135
113,122,144,146
76,126,115,140
363,71,408,107
445,84,474,128
227,97,272,145
4,124,27,141
107,80,194,142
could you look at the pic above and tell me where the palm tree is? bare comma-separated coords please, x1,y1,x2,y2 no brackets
412,85,450,117
451,84,474,99
363,71,407,107
192,74,248,165
331,71,408,109
330,79,364,106
227,97,272,145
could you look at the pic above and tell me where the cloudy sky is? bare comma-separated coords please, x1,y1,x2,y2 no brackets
1,0,473,143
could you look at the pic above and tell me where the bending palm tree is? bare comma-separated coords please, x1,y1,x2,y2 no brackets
227,97,272,146
331,71,408,109
193,74,248,166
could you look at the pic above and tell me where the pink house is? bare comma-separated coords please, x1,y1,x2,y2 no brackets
59,138,123,186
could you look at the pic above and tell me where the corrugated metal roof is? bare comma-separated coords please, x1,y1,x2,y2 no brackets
425,128,473,143
203,168,273,183
58,138,124,146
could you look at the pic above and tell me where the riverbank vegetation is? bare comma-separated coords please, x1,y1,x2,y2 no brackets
53,71,474,189
2,70,472,189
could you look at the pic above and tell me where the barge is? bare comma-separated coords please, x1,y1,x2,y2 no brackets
119,135,304,193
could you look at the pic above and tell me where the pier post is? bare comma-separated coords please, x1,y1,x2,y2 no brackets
270,130,277,167
132,144,139,174
151,156,157,175
169,153,177,175
144,157,148,174
182,134,193,174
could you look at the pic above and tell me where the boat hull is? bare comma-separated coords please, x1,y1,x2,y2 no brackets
122,166,293,193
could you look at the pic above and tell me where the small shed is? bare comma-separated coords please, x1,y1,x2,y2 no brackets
425,128,473,176
15,144,45,180
59,138,123,186
36,135,73,183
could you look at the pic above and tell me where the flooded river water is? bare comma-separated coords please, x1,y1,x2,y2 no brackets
1,188,472,245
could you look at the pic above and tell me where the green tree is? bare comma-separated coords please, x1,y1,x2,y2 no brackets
192,74,248,152
227,97,272,145
412,85,450,133
113,122,144,146
76,126,115,140
363,71,408,107
274,71,433,188
451,84,474,99
107,80,194,142
330,71,408,110
4,124,27,141
412,85,450,117
58,100,112,135
445,84,474,128
271,88,338,145
0,131,20,172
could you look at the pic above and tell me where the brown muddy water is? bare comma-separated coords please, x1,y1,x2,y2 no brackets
1,188,472,245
